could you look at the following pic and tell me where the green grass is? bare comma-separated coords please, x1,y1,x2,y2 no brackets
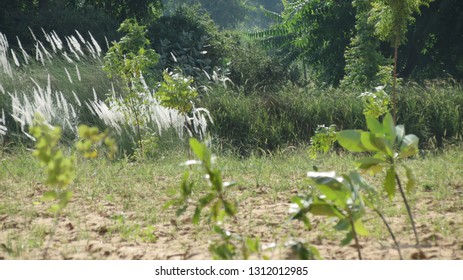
1,144,462,259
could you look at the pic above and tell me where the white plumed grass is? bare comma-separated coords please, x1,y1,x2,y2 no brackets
0,109,7,136
0,29,214,150
86,87,212,140
10,75,79,136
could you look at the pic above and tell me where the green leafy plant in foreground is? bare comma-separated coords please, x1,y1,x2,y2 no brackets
30,115,116,258
167,138,263,259
291,171,369,259
337,112,420,245
30,116,75,214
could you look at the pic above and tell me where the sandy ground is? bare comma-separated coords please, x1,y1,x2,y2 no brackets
1,186,462,260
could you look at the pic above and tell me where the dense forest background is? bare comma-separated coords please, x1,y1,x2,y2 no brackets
1,0,462,84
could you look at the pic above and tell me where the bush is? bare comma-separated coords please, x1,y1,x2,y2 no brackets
200,86,364,154
201,83,463,155
148,5,227,82
397,82,463,147
224,32,292,94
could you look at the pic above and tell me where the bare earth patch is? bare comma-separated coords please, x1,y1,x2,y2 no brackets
1,185,462,260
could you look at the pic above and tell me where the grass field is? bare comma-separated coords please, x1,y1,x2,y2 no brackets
1,145,462,260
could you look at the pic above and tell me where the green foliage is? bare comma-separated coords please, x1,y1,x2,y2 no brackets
308,125,337,159
397,82,463,147
30,116,117,214
148,5,226,83
342,0,393,89
0,0,163,49
337,112,420,244
287,241,321,260
369,0,432,47
168,138,264,259
369,0,431,121
103,18,159,153
250,0,356,85
177,138,238,225
291,171,370,258
358,86,391,119
200,87,365,155
156,70,198,114
401,0,463,80
225,32,291,93
104,19,159,89
30,115,75,213
164,0,248,28
76,124,117,160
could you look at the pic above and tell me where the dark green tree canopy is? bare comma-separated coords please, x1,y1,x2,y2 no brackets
0,0,162,47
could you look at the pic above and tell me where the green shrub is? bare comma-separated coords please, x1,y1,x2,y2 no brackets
148,5,227,83
201,84,462,155
224,32,291,93
397,82,463,147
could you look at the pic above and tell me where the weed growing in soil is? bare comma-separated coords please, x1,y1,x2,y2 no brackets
29,115,116,258
168,138,264,259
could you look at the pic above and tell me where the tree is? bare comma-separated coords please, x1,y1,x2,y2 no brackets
251,0,356,85
368,0,432,122
400,0,463,80
103,19,159,153
86,0,163,23
342,0,392,89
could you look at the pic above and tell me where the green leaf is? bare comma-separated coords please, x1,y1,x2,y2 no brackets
180,172,193,197
41,191,58,202
382,113,396,140
355,157,385,170
199,193,215,207
162,199,177,211
212,225,230,238
334,219,351,231
337,130,368,152
60,191,73,202
366,116,383,133
404,165,416,194
210,169,223,192
348,172,375,194
189,138,205,161
192,206,202,225
309,202,344,218
316,185,349,208
223,200,237,216
49,204,61,214
360,132,381,152
354,220,369,236
382,113,396,156
246,238,260,253
400,134,419,159
384,166,396,199
341,231,354,246
395,125,405,144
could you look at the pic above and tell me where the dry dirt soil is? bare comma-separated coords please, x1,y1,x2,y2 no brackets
1,182,462,260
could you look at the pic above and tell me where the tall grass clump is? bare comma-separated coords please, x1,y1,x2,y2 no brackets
398,81,463,147
0,29,110,142
1,28,213,157
201,83,462,155
200,86,364,154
